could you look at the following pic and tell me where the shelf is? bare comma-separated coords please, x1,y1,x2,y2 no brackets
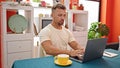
2,4,34,35
4,33,33,41
33,6,52,9
67,10,88,14
3,4,33,10
66,10,88,32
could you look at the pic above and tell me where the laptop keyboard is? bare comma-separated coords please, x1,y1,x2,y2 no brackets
71,54,84,60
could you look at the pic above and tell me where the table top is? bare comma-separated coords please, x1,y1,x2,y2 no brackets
12,49,120,68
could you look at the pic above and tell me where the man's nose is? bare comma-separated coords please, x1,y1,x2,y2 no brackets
61,16,65,19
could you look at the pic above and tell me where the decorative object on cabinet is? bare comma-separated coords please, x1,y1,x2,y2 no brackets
86,0,100,2
1,2,34,68
88,22,110,39
6,10,17,33
8,14,28,34
33,0,40,2
78,4,84,10
69,0,79,10
41,0,46,7
53,0,64,5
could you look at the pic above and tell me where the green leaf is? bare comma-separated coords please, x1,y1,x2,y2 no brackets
88,22,109,40
88,31,96,39
95,32,102,39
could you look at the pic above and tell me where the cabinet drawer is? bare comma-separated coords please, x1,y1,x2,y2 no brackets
8,52,32,68
7,40,33,53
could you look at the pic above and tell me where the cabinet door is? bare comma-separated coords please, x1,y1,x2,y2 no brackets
7,40,32,53
8,52,32,68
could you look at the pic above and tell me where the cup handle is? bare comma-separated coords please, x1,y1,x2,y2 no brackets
54,56,57,61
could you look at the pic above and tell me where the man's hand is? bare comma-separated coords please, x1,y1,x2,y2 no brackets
78,47,85,55
69,48,85,57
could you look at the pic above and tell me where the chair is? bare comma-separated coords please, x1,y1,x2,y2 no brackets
39,45,47,57
33,23,38,36
106,36,120,50
106,42,119,50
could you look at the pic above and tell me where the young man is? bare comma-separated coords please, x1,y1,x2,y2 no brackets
39,4,84,57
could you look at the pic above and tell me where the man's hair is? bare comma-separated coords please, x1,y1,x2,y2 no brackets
52,4,66,12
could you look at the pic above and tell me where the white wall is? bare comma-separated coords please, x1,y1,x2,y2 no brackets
79,0,100,29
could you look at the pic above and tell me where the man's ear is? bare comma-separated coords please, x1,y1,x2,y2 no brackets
51,13,53,17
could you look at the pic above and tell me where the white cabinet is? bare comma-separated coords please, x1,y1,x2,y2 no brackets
1,3,34,68
66,10,88,47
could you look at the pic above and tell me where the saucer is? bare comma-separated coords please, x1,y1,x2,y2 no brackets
54,60,72,66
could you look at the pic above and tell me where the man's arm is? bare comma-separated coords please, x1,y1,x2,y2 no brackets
41,40,71,56
41,40,82,56
68,41,83,50
68,41,85,55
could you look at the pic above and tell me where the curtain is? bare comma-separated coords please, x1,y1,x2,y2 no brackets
100,0,120,42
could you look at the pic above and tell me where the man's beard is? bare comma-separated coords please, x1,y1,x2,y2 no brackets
58,22,64,26
58,20,64,26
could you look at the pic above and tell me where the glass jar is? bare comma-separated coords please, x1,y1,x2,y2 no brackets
78,4,84,10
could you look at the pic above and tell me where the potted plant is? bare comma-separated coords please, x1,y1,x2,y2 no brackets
88,22,110,39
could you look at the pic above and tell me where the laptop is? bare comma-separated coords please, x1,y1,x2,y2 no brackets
70,38,107,63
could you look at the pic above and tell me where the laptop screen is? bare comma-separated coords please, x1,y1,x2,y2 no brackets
70,38,107,63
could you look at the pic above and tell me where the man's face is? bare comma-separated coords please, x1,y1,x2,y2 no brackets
52,8,66,26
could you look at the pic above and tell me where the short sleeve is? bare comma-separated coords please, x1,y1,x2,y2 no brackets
39,28,51,44
66,29,76,42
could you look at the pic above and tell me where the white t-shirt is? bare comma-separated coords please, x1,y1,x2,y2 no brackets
39,24,75,51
